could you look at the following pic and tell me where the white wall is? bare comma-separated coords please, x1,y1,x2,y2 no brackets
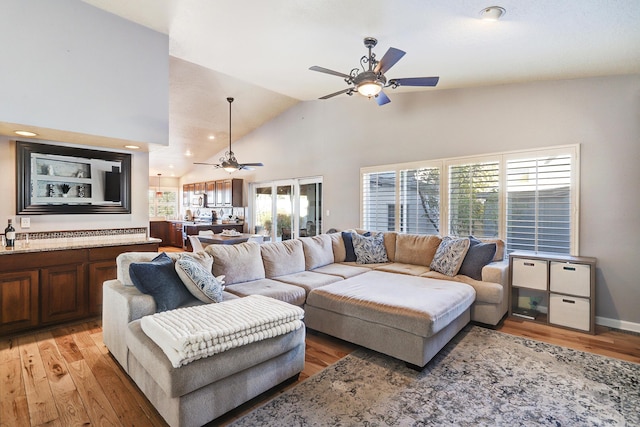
0,0,169,145
214,74,640,327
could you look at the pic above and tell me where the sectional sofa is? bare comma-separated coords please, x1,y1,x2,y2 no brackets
102,230,508,426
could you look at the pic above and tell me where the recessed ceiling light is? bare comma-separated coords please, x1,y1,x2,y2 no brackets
15,130,38,137
185,150,193,157
169,164,174,169
479,6,505,21
124,144,140,149
208,135,215,140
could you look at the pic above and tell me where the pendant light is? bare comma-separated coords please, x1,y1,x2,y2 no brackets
155,173,163,197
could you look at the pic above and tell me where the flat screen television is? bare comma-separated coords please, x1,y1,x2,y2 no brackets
105,167,121,202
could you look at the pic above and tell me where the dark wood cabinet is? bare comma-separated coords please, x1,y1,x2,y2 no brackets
183,183,194,207
0,270,39,335
40,263,87,324
149,220,169,244
169,222,184,248
0,241,158,336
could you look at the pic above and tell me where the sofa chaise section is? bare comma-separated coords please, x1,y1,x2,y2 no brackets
304,270,476,367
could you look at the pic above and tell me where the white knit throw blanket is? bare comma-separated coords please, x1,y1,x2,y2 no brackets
140,295,305,368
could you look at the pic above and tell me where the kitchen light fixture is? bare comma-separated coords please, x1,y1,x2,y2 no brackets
480,6,506,21
124,144,140,149
14,130,38,137
155,174,163,197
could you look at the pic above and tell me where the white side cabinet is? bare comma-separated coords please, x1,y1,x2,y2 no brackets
509,251,596,334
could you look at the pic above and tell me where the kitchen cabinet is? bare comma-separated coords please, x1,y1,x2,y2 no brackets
205,181,216,207
182,183,194,207
0,241,158,336
149,220,169,245
509,251,596,334
169,222,185,248
0,270,39,335
40,262,87,324
193,182,205,194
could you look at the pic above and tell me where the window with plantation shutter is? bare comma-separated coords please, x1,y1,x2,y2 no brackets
360,145,578,255
400,167,440,234
448,161,500,238
506,153,573,254
362,170,396,231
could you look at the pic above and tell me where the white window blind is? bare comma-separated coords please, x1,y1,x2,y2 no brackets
448,162,500,238
362,170,396,231
400,167,440,234
506,154,573,254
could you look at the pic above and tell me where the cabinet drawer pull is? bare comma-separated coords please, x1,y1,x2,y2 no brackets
524,262,535,267
563,266,576,271
562,299,576,304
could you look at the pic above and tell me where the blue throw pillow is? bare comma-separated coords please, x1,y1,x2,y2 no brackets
458,236,497,281
342,230,371,262
129,252,194,312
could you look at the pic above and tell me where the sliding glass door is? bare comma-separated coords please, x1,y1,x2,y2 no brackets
251,177,322,242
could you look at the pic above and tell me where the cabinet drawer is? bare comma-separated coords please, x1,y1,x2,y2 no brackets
550,262,590,297
549,293,590,331
512,258,548,290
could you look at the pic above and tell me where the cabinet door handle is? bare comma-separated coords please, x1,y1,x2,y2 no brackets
562,299,576,304
524,262,535,267
563,266,576,271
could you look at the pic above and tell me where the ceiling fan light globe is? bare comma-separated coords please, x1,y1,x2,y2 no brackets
357,81,383,97
223,166,238,173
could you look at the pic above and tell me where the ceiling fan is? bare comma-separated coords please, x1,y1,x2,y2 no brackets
194,97,264,172
310,37,439,106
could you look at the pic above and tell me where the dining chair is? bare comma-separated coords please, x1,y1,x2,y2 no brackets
188,235,205,252
247,235,264,244
198,230,215,236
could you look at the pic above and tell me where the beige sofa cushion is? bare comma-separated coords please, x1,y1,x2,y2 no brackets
205,242,265,285
300,234,334,270
394,234,442,267
224,279,307,306
375,262,431,276
328,232,346,263
261,240,305,278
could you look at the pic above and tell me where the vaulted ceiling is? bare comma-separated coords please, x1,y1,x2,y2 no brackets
82,0,640,177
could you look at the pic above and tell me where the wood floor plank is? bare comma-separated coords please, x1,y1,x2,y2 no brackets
36,331,91,426
50,327,84,364
1,357,30,427
17,334,59,426
80,343,160,427
67,359,122,427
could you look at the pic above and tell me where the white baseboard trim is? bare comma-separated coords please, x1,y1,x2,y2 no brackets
596,316,640,334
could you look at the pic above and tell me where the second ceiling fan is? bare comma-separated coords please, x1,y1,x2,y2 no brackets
310,37,439,106
195,97,264,173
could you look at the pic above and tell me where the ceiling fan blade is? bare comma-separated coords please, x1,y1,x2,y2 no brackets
194,162,219,166
374,47,406,74
374,90,391,106
309,66,351,79
240,162,264,167
390,77,440,87
319,88,352,100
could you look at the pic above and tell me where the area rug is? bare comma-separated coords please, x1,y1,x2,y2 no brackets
231,325,639,426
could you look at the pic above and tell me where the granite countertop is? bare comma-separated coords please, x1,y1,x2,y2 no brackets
0,237,161,256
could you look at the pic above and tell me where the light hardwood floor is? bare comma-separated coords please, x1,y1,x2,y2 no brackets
2,317,638,427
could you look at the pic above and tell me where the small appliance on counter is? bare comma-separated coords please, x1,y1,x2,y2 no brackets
184,209,193,221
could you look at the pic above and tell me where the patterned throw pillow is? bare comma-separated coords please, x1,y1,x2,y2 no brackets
352,232,389,264
430,236,471,276
175,257,224,303
179,251,214,271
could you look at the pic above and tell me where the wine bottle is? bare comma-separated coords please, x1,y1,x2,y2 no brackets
5,219,16,248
